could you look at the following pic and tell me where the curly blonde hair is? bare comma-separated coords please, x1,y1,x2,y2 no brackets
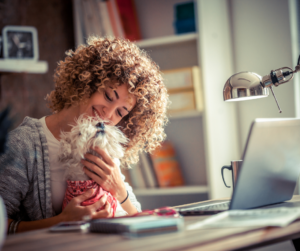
47,36,169,166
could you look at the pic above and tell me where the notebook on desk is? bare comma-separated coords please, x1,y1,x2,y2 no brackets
178,118,300,216
89,215,184,237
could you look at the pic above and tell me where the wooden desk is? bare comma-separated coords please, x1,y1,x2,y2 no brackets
3,195,300,251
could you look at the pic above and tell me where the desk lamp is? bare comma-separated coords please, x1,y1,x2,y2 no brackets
223,55,300,113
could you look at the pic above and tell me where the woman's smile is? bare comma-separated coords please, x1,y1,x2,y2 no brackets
92,107,103,120
81,83,137,126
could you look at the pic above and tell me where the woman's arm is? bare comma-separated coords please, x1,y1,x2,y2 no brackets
82,147,140,215
7,215,63,234
6,189,112,234
118,194,138,215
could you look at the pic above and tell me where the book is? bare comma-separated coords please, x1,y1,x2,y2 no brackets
115,0,141,41
106,0,125,38
162,66,203,114
175,2,195,20
89,215,184,237
121,168,133,188
139,152,158,188
82,0,99,37
127,162,147,189
72,0,86,46
174,2,196,34
150,141,185,187
73,0,133,44
168,91,195,114
96,0,114,37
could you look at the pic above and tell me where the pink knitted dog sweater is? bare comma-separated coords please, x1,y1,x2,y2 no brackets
62,180,117,217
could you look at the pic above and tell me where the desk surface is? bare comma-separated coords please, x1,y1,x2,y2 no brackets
3,195,300,251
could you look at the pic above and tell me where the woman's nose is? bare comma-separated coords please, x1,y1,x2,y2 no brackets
103,106,114,120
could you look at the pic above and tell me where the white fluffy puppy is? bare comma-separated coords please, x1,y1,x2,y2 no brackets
58,114,128,217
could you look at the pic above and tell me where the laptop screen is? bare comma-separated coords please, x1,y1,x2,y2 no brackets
230,118,300,210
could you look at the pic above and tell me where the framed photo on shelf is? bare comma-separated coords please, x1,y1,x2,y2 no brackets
2,25,39,60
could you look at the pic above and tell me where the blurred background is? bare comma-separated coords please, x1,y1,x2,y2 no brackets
1,0,299,249
0,0,74,124
0,0,300,218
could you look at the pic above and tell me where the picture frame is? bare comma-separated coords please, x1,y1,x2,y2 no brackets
2,25,39,60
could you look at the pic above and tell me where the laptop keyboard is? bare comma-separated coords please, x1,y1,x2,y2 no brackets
177,200,230,216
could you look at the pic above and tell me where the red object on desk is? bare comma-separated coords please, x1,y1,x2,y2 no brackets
62,180,117,217
132,207,180,218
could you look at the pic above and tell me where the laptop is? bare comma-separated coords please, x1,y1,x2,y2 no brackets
178,118,300,215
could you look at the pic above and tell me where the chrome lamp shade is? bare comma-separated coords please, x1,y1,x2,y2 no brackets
222,56,300,113
223,72,269,102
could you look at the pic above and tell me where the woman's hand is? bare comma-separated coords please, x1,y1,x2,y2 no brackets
81,147,128,203
59,189,113,222
13,189,113,233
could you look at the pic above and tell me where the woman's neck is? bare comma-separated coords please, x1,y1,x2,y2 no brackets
45,107,78,140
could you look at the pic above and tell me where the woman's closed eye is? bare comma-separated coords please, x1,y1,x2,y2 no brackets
105,92,123,117
117,110,123,117
105,92,112,101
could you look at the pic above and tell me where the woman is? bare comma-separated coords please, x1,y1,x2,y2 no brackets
0,36,169,234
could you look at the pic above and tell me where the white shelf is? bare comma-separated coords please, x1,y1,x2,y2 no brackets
0,59,48,73
168,110,203,120
135,32,198,48
133,185,208,196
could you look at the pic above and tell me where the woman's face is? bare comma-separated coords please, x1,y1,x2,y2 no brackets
79,83,136,126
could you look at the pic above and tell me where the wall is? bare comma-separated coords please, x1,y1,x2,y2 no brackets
230,0,295,152
197,0,297,199
1,0,297,202
0,0,74,128
134,0,208,189
197,0,240,199
134,0,192,40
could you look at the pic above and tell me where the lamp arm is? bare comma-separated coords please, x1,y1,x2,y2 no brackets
269,86,282,113
223,54,300,114
260,64,299,113
261,65,300,113
261,66,295,88
261,54,300,88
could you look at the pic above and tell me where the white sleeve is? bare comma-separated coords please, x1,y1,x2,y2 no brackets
115,159,142,212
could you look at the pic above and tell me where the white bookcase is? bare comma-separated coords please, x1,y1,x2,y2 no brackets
132,1,206,209
72,0,240,209
132,0,240,210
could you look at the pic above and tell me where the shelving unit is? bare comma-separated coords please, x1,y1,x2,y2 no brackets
72,0,240,208
0,59,48,73
135,32,197,48
131,0,240,208
133,185,208,196
168,110,202,120
130,0,209,209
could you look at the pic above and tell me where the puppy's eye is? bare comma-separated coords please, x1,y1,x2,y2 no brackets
78,132,81,136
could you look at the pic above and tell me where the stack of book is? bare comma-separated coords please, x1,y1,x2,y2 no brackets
123,141,185,189
73,0,141,46
173,1,196,34
90,215,184,237
162,66,203,115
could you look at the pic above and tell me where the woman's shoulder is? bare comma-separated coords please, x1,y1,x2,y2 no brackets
8,116,44,146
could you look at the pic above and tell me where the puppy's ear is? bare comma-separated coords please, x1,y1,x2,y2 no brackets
58,139,72,162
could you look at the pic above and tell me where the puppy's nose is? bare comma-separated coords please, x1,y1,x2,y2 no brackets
96,122,105,129
95,122,105,137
